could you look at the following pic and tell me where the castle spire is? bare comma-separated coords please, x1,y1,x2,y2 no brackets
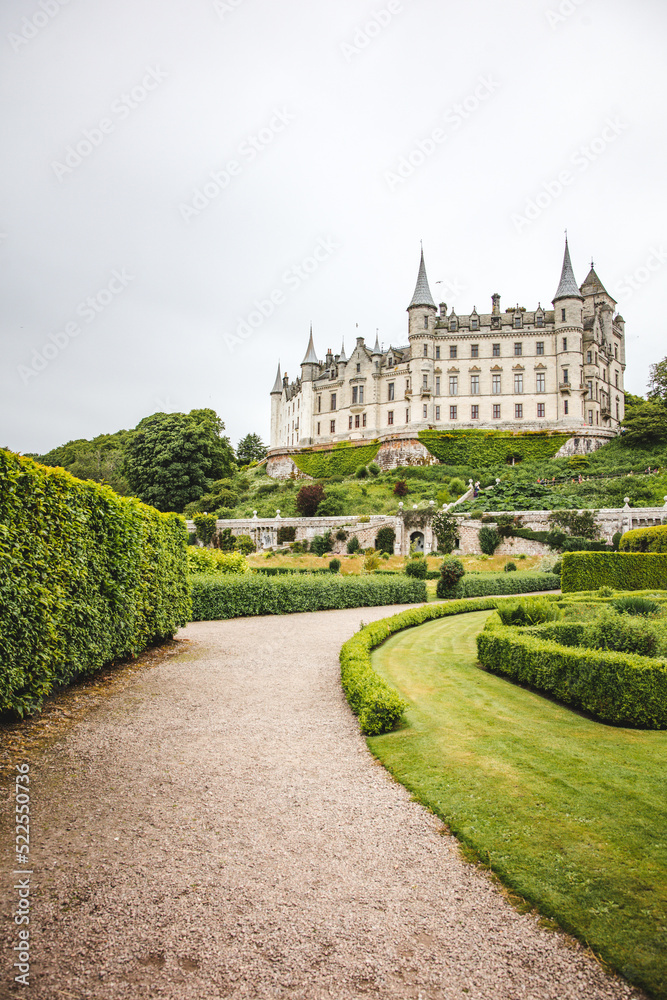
301,323,319,365
270,360,282,394
407,247,436,309
372,329,381,354
338,338,347,363
553,236,583,300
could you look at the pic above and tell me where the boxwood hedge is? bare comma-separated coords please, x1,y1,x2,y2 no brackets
561,552,667,592
443,571,559,599
620,524,667,553
190,572,426,621
0,449,190,717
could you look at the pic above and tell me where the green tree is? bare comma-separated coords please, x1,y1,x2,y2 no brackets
124,409,235,512
648,357,667,406
621,401,667,446
236,433,267,466
39,430,133,494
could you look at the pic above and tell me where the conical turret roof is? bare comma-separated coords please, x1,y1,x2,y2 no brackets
372,330,381,354
553,238,583,300
271,360,282,393
580,264,615,301
301,324,319,365
408,249,436,309
338,338,347,363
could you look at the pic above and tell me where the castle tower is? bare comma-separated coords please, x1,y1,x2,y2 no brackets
407,248,437,346
552,237,584,426
269,360,283,448
300,324,319,382
580,263,622,428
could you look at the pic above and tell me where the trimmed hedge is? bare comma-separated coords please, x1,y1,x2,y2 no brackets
442,572,560,599
620,524,667,552
476,623,667,728
561,552,667,593
418,429,570,466
291,441,380,478
0,450,190,716
190,573,426,620
340,597,501,735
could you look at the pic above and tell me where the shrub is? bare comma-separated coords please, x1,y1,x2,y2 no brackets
187,548,248,574
233,534,255,555
562,552,667,593
436,557,465,598
363,549,381,572
375,526,396,554
215,527,236,552
393,479,408,497
347,535,361,554
193,512,217,546
0,450,190,717
479,526,501,555
612,531,622,551
329,558,341,574
277,525,296,544
620,525,667,553
611,595,661,617
504,562,517,572
432,509,460,554
317,495,346,516
311,532,333,556
368,462,381,476
335,528,348,542
448,477,466,497
406,558,428,579
187,531,197,545
444,572,560,599
295,483,325,516
548,509,599,540
588,607,659,658
355,465,369,478
496,597,560,627
190,573,427,622
291,539,309,553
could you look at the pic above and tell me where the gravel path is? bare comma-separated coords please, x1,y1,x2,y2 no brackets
1,606,645,999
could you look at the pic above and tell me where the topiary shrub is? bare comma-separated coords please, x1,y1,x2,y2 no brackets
375,526,396,554
436,557,465,598
329,558,341,574
479,526,501,555
504,562,517,572
612,531,622,552
406,558,428,579
562,552,667,593
193,512,217,546
347,535,361,554
620,525,667,553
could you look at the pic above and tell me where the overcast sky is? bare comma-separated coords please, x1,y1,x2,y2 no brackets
1,0,666,456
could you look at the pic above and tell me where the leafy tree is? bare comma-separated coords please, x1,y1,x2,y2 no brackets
648,357,667,407
548,509,599,539
124,409,235,512
39,429,133,494
621,401,667,446
375,526,396,554
295,483,325,516
436,558,465,598
193,513,217,546
393,479,408,497
236,432,267,466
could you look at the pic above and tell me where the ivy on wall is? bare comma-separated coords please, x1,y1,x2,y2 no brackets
418,430,571,467
291,441,381,479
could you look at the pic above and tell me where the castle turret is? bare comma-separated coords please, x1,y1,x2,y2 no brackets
269,361,283,448
580,262,621,429
553,237,584,426
407,248,437,343
300,324,319,382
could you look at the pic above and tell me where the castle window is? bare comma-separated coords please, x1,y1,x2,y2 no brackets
471,318,479,331
356,363,361,373
587,380,593,398
450,405,457,419
470,375,480,395
615,345,618,359
588,409,593,425
514,373,523,393
449,317,457,332
423,374,428,388
330,420,336,433
362,413,367,427
471,344,479,358
388,382,395,401
615,371,619,388
492,343,501,357
514,342,522,356
435,406,440,420
561,369,569,385
424,315,428,329
330,393,337,409
435,346,441,360
564,400,569,415
449,376,458,395
359,386,364,404
587,351,592,363
471,405,479,420
355,414,360,428
561,308,566,321
317,396,321,412
515,403,523,419
349,416,353,429
536,373,545,392
616,400,620,419
423,404,428,419
536,341,544,355
537,403,545,418
423,343,428,356
493,404,501,419
492,374,501,394
317,421,320,435
406,408,409,423
388,356,393,367
536,314,544,328
450,345,457,359
513,313,522,329
435,377,440,395
562,337,567,352
352,386,358,404
388,410,394,425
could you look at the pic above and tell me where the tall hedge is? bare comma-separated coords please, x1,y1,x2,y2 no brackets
418,429,570,466
561,552,667,592
620,524,667,552
190,572,426,620
444,572,559,599
291,441,380,478
0,450,190,716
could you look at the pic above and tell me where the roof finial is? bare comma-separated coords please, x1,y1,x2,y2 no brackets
591,257,595,269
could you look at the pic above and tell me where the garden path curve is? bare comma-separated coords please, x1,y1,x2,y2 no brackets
6,605,644,999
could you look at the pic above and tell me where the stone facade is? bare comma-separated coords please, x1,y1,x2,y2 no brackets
268,239,626,473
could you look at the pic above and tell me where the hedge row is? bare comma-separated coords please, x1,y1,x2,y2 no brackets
189,573,427,620
418,429,570,466
620,525,667,552
476,624,667,728
291,441,381,478
562,552,667,592
0,450,190,716
340,597,501,735
445,572,559,599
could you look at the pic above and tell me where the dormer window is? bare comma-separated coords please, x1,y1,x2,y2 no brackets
449,316,457,332
536,311,545,328
513,312,522,329
470,317,479,331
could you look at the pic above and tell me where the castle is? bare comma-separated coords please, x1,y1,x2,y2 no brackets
267,239,626,477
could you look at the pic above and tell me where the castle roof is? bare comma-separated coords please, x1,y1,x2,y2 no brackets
553,238,583,300
580,265,616,302
372,331,381,354
301,324,319,365
271,360,282,393
338,338,347,363
408,249,436,309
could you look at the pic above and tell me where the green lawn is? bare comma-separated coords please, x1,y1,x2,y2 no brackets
369,609,667,999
